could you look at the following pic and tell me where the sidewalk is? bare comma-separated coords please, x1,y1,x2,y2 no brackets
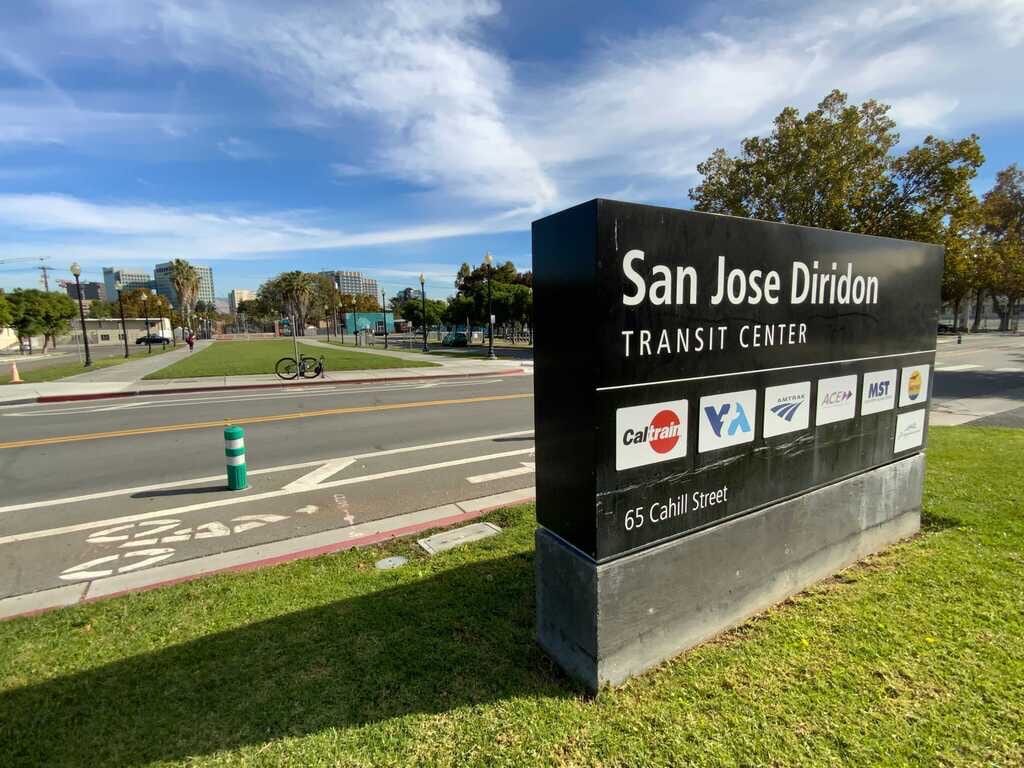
0,345,527,405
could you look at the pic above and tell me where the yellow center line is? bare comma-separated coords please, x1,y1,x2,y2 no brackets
0,393,534,450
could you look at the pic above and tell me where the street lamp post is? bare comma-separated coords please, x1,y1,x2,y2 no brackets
420,273,430,352
324,304,331,342
115,280,129,358
484,251,496,360
69,263,92,367
382,291,389,350
142,289,152,354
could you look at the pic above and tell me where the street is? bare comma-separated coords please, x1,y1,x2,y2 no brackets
1,333,1023,604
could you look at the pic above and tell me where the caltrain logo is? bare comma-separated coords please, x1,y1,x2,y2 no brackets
907,370,923,400
615,399,688,470
769,400,804,422
621,409,682,454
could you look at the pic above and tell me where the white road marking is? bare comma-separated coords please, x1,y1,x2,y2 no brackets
935,364,981,371
995,367,1023,373
4,379,506,417
0,429,533,516
283,458,356,491
0,447,535,545
466,461,535,484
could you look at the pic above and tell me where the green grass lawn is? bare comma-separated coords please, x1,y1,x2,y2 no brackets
1,426,1022,766
0,347,168,385
143,339,438,379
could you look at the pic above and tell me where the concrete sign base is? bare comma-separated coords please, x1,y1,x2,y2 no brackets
535,454,924,692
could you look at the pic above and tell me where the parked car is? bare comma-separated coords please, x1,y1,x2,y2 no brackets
136,334,171,345
442,332,468,347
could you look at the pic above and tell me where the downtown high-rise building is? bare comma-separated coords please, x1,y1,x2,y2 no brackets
154,262,216,308
322,270,380,299
228,288,256,313
102,267,152,298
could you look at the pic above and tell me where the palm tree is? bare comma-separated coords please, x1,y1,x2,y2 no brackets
169,259,200,337
279,271,317,335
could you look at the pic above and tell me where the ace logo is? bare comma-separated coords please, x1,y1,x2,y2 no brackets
816,374,858,425
698,390,757,453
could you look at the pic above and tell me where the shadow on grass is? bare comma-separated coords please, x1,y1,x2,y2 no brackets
0,553,574,767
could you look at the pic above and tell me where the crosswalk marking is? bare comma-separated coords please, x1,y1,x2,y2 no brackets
995,367,1023,373
935,364,980,372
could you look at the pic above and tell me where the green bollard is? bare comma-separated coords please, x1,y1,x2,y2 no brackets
224,425,248,491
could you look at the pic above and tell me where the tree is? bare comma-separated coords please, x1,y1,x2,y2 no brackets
0,291,12,330
6,289,47,353
38,292,77,351
258,271,319,333
118,289,173,321
690,90,984,244
169,259,200,332
398,298,446,328
87,299,118,320
982,165,1024,330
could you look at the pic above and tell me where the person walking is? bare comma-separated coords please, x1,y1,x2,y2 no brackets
186,330,195,353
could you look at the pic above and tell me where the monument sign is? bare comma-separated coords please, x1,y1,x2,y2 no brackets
533,199,942,689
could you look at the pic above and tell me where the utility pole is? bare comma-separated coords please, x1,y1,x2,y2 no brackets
38,265,53,291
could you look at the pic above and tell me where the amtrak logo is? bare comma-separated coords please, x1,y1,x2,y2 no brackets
763,381,810,437
770,401,803,421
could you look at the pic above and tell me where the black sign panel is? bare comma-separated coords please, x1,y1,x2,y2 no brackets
533,199,942,562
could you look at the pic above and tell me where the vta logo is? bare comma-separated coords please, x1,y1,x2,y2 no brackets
868,381,890,399
705,402,752,438
770,400,803,422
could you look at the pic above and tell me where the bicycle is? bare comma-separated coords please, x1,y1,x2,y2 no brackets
275,354,325,380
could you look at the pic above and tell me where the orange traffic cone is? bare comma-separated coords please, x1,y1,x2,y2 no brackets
9,361,23,384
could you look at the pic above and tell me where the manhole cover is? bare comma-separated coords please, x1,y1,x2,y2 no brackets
375,556,408,570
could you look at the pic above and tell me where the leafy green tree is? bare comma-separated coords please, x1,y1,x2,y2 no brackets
0,291,12,330
7,289,47,353
169,259,200,333
983,165,1024,330
690,90,984,243
398,298,446,328
38,292,77,351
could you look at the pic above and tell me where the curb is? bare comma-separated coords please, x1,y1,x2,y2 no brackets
27,368,526,404
0,486,536,621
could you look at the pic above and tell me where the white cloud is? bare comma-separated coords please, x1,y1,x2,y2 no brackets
217,136,270,160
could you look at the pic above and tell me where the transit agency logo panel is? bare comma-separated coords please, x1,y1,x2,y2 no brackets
763,381,811,438
816,374,858,426
616,400,688,470
900,365,930,407
699,390,757,452
861,369,897,415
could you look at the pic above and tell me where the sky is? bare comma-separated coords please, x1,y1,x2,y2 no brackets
0,0,1022,299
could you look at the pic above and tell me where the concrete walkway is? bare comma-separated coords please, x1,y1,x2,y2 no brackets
58,340,213,383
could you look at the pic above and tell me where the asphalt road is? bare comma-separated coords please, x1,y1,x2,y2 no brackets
2,333,1023,603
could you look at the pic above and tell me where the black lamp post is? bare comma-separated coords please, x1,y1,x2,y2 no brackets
382,291,389,350
142,289,152,354
419,273,430,352
115,280,129,358
69,262,92,367
484,251,496,360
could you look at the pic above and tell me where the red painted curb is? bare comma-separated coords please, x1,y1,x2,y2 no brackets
34,368,526,403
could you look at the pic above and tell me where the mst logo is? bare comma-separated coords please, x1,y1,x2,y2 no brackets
867,381,890,399
861,369,896,415
615,399,688,470
698,390,757,453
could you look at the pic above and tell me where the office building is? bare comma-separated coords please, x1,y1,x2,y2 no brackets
65,281,105,301
322,270,379,299
228,289,256,313
154,262,216,308
102,267,152,298
396,287,422,302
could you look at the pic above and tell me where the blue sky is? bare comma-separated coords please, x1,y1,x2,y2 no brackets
0,0,1022,298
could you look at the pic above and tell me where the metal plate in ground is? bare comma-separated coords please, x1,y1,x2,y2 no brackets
418,522,502,555
375,556,408,570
